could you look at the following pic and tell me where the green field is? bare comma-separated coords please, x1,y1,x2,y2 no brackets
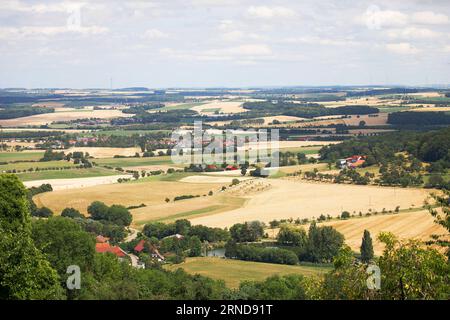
0,160,76,172
160,102,206,111
279,146,321,154
16,167,118,181
0,152,44,162
80,129,171,137
94,156,175,168
165,257,332,288
201,108,221,113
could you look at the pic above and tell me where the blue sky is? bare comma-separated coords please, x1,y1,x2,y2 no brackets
1,0,450,88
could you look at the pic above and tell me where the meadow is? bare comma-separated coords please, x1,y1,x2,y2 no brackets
165,257,332,288
0,160,76,172
0,151,44,162
17,167,118,182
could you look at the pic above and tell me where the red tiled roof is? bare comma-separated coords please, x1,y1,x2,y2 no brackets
96,235,110,243
95,243,127,258
134,239,145,253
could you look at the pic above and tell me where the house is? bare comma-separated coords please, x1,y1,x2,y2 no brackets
134,239,146,253
163,233,184,240
225,164,239,171
95,243,127,258
339,155,367,169
96,235,110,243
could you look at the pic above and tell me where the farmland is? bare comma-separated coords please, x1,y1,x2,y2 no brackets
0,151,44,162
17,167,118,182
165,257,331,288
189,179,431,228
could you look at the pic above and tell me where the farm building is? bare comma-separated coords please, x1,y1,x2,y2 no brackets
95,243,128,258
339,155,367,169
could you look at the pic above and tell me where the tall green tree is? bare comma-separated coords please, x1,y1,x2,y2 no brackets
360,229,374,263
0,174,63,300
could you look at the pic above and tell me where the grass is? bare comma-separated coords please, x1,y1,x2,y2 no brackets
278,146,321,154
0,160,76,172
201,108,221,113
17,167,118,181
160,102,206,111
164,257,332,288
80,129,171,137
0,152,44,162
94,156,175,168
152,205,224,223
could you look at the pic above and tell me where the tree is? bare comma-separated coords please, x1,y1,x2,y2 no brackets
377,232,449,300
33,206,53,218
0,174,63,299
189,236,202,257
230,221,264,243
360,230,374,263
108,205,132,227
87,201,109,220
0,174,31,233
306,222,344,263
340,211,350,219
427,190,450,259
31,217,96,282
277,226,308,247
61,207,84,219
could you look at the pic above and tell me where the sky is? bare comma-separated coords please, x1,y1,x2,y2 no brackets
1,0,450,88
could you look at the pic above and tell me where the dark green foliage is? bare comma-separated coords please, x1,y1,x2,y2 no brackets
87,201,132,226
0,174,63,299
61,207,84,219
237,275,309,300
0,105,54,119
388,111,450,126
306,222,345,263
41,149,65,161
360,230,374,263
225,243,299,265
33,206,53,218
0,174,31,233
230,221,265,242
31,217,96,281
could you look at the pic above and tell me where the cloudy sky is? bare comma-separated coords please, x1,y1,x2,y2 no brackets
1,0,450,88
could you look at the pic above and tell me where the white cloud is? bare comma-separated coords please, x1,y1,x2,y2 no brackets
0,25,108,39
207,44,272,56
386,27,440,39
0,0,86,13
362,8,408,29
247,6,296,19
282,36,359,46
412,11,449,25
142,29,169,39
443,45,450,52
221,30,244,42
386,42,420,55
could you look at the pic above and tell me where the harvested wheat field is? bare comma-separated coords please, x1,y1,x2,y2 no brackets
180,175,252,184
0,109,132,127
132,194,245,226
320,210,448,255
122,165,180,172
191,101,246,114
66,147,142,158
189,179,431,228
33,179,226,216
24,175,131,191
